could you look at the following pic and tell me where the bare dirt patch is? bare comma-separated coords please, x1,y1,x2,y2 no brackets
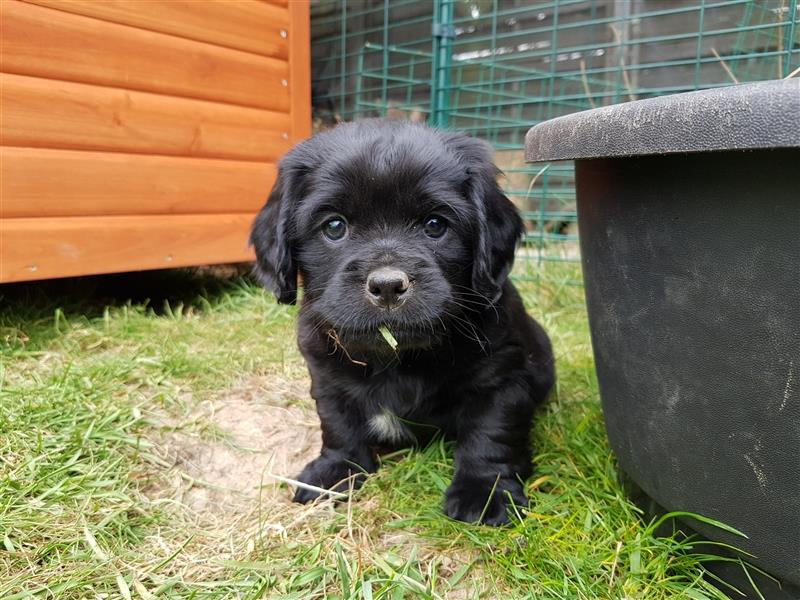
150,375,321,517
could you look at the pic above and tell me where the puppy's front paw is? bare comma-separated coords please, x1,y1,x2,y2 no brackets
292,453,371,504
444,477,527,526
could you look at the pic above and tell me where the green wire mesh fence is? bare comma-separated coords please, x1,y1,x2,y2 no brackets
311,0,799,283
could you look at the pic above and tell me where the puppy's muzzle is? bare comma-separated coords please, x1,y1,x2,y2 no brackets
366,267,411,309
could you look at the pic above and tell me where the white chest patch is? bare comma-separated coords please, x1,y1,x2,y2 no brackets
368,411,413,444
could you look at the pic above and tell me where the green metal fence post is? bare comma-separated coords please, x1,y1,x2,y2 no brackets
355,45,365,119
431,0,454,127
784,0,799,77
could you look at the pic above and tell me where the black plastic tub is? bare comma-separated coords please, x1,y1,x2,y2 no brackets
525,80,800,599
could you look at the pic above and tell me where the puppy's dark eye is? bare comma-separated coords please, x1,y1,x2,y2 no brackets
423,215,447,239
322,217,347,241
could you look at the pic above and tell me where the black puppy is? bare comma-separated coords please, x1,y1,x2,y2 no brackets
251,119,554,525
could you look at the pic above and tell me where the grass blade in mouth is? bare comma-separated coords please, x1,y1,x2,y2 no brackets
378,325,398,350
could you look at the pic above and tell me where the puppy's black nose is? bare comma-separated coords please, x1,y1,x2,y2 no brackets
366,267,410,308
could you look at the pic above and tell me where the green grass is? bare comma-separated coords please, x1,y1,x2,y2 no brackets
0,267,740,598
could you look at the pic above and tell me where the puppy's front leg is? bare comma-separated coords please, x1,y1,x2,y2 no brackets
294,394,376,504
445,377,537,526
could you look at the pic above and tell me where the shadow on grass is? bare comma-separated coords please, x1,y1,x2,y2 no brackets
0,264,261,350
1,264,255,317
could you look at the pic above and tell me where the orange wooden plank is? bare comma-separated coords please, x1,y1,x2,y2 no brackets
1,73,292,162
288,1,312,144
1,147,275,218
19,0,290,59
0,214,257,283
3,1,290,112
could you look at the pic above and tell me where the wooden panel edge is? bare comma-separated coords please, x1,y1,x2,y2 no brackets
288,1,312,144
0,214,257,283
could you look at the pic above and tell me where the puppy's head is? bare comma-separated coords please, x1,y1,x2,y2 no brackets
250,119,523,351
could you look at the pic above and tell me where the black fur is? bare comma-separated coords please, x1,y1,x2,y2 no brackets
250,119,555,525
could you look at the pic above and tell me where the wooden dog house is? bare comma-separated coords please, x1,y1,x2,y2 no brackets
0,0,310,283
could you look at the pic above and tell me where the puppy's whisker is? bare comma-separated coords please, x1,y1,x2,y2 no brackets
308,313,334,339
427,317,438,336
450,294,484,304
450,293,489,306
450,320,488,355
451,284,498,303
441,310,489,354
450,285,500,320
445,311,488,339
448,299,481,313
448,318,483,345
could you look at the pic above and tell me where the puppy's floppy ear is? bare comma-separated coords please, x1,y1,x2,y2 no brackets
470,164,524,304
444,133,524,304
250,173,297,304
250,152,314,304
